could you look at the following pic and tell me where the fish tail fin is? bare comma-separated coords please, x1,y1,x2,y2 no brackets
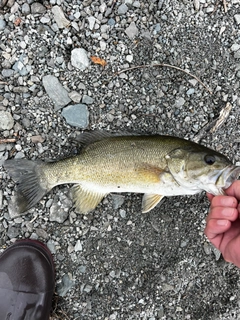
4,159,50,213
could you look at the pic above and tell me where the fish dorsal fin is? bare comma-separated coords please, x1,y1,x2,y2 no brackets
72,185,107,214
74,130,113,146
142,194,164,213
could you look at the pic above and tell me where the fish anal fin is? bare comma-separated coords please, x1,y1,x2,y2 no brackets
72,185,107,214
142,194,164,213
137,164,164,183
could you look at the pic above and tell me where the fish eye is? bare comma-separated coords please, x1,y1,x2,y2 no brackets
204,155,216,165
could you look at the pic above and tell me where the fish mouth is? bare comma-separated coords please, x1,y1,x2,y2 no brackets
216,165,240,190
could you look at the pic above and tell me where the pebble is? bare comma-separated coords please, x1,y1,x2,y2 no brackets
118,3,128,15
71,48,90,71
52,5,70,28
69,91,82,103
0,17,6,30
125,22,139,39
42,75,71,110
108,18,115,26
0,111,14,130
234,14,240,25
31,2,46,14
57,274,75,297
49,201,69,223
174,97,185,107
82,95,94,104
0,190,2,209
230,43,240,52
74,239,82,252
22,3,30,15
2,69,14,77
61,104,89,128
88,16,95,30
111,194,125,210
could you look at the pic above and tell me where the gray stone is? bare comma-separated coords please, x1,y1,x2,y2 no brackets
234,14,240,25
22,3,30,15
125,22,139,39
71,48,89,71
49,201,69,223
0,111,14,130
88,16,95,30
69,91,82,103
133,1,141,8
42,75,71,110
231,44,240,52
52,5,70,28
111,194,125,210
174,97,185,107
61,104,89,129
7,226,20,238
108,18,115,26
0,17,6,30
31,2,46,14
74,240,82,252
82,95,94,104
2,69,14,78
118,3,128,15
57,274,75,297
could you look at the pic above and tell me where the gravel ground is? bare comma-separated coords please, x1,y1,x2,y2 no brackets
1,0,240,319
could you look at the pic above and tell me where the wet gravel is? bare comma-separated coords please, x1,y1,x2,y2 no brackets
1,0,240,319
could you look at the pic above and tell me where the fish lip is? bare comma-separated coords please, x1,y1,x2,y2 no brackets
217,165,240,189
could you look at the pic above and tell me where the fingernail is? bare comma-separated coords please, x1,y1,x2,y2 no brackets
217,219,228,226
222,208,234,217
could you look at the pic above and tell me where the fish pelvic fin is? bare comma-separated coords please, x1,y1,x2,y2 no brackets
142,194,164,213
4,159,50,213
72,185,107,214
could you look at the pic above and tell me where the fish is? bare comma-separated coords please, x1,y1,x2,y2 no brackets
4,132,240,214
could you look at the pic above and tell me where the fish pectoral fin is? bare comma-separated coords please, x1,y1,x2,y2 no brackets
72,185,107,214
137,164,164,183
142,194,164,213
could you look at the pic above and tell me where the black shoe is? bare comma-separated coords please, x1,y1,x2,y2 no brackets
0,239,55,320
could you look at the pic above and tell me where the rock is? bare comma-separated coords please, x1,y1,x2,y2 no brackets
118,3,128,15
62,104,89,129
52,5,70,28
0,17,6,30
57,274,75,297
234,14,240,25
42,75,71,110
22,3,30,15
0,111,14,130
69,91,82,103
231,43,240,52
74,240,82,252
87,16,95,30
174,97,185,107
2,69,14,77
31,2,46,14
49,202,69,223
111,194,125,210
82,95,94,104
0,0,7,8
71,48,90,71
125,22,139,39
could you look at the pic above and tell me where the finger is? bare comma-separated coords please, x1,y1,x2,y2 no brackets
206,193,214,201
206,206,238,223
210,195,238,209
204,219,231,249
224,180,240,199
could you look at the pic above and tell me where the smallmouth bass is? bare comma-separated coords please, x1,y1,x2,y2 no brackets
4,132,240,214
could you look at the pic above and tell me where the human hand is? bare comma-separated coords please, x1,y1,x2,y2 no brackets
205,180,240,267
